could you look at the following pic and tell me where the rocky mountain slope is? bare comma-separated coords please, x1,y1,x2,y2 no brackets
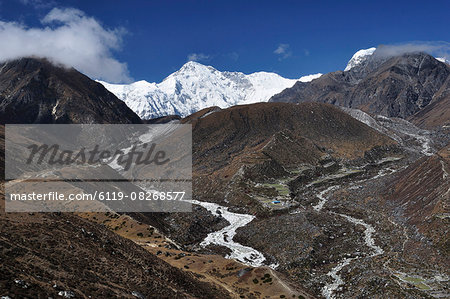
408,74,450,128
0,56,231,296
0,58,142,124
99,61,321,119
270,51,450,129
0,122,233,298
384,145,449,256
161,101,448,298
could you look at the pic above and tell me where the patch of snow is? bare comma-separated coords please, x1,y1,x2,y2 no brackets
200,107,222,119
131,291,145,299
298,73,323,82
441,160,448,180
58,291,75,298
436,57,450,65
52,100,59,116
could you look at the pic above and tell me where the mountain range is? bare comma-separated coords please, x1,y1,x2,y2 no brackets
99,61,321,119
99,47,449,128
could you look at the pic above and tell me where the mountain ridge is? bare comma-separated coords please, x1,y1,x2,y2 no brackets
270,52,450,128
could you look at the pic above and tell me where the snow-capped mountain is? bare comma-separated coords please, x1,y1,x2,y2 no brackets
99,61,321,119
344,47,377,71
345,47,450,71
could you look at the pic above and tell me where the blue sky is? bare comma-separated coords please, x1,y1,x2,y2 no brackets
0,0,449,83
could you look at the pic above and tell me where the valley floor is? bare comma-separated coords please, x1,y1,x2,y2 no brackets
231,153,449,298
165,147,449,299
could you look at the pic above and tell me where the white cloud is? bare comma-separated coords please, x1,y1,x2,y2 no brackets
187,53,210,62
374,41,450,61
274,44,288,54
274,43,292,60
0,7,131,83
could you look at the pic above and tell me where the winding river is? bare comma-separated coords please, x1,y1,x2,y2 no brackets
189,199,277,268
315,171,388,299
188,163,390,294
321,211,384,299
112,125,277,269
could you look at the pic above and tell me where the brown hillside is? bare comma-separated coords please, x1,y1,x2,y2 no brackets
186,102,396,178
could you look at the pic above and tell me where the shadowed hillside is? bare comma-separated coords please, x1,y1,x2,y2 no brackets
0,58,142,124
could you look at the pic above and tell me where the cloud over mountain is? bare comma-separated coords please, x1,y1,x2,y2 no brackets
0,7,131,83
187,53,210,62
374,41,450,61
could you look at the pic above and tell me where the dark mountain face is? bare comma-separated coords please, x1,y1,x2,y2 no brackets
270,53,450,128
0,57,142,124
408,74,450,128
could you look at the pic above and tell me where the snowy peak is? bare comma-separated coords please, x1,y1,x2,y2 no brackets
179,60,213,71
174,61,217,77
344,47,377,71
99,62,322,120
